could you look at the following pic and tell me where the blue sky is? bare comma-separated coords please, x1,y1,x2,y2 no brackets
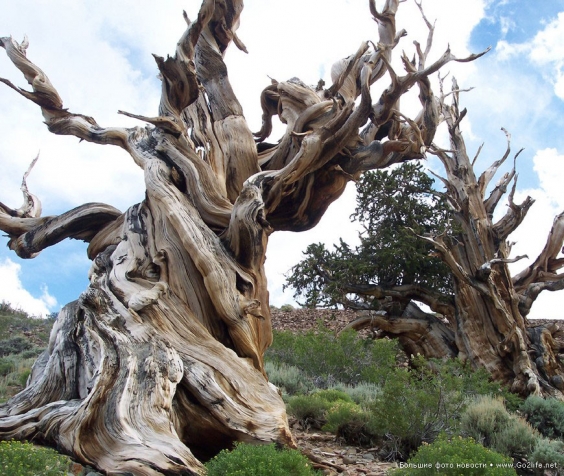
1,0,564,318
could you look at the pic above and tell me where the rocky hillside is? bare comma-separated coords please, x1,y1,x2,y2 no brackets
271,306,564,338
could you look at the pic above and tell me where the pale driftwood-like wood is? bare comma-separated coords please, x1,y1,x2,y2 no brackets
424,79,564,396
0,1,484,474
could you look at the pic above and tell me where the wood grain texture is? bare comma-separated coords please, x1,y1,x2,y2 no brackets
0,0,487,473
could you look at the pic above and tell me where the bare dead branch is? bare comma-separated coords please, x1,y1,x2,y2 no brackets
492,186,535,243
0,37,129,149
478,128,515,196
514,211,564,290
340,281,454,317
1,202,122,258
341,305,457,358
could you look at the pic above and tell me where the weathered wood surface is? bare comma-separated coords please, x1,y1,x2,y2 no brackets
0,0,483,473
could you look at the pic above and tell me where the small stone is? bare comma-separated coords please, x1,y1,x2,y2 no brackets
69,462,85,476
342,455,357,465
362,453,375,461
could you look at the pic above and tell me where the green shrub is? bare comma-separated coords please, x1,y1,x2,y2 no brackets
21,348,43,359
205,442,319,476
0,440,72,475
266,327,397,387
265,361,314,396
502,391,524,413
322,400,362,433
530,438,564,471
329,382,381,404
521,396,564,440
368,360,470,459
0,358,15,377
279,304,296,312
0,301,29,318
358,356,512,460
425,357,518,406
369,369,441,459
287,395,331,429
0,337,33,357
312,389,353,404
323,401,380,446
461,396,538,457
287,389,382,446
18,370,31,387
391,435,517,475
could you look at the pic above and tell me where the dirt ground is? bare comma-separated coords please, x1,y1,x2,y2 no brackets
293,427,397,475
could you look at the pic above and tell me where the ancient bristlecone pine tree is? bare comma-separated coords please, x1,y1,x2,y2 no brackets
422,82,564,397
0,1,483,474
325,80,564,399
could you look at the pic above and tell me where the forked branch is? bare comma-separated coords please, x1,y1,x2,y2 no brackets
0,37,130,150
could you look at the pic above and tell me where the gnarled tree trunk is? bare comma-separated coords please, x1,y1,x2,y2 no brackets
0,1,482,473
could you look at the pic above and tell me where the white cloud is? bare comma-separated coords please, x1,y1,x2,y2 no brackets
532,148,564,204
494,12,564,101
529,12,564,64
495,40,528,61
0,258,57,317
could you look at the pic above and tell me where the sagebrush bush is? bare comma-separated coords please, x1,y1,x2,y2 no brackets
461,396,538,458
265,361,314,396
205,442,319,476
0,358,15,376
530,438,564,470
0,440,72,475
461,396,512,447
0,337,32,357
266,327,397,387
329,382,381,404
391,435,517,476
492,416,538,458
521,395,564,440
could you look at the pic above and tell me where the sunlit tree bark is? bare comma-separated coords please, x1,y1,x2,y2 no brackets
0,1,483,473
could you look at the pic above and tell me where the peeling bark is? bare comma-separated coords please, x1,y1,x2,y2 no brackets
0,1,479,473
